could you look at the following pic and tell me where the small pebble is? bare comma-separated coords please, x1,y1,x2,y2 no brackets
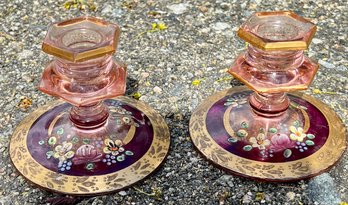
212,22,231,31
312,38,323,44
118,190,127,196
242,194,252,203
318,60,335,69
286,192,296,200
153,86,162,94
167,3,189,15
18,50,33,59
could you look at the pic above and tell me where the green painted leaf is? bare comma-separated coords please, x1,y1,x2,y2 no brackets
117,154,125,162
243,145,253,151
305,140,315,146
241,121,249,129
85,163,94,170
283,149,292,158
307,134,315,139
48,137,57,146
46,151,54,159
72,137,79,144
83,138,90,144
228,138,238,143
56,128,64,135
125,151,134,156
116,119,122,125
293,120,300,127
268,128,277,133
236,129,248,138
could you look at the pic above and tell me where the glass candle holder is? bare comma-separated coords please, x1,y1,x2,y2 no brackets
190,11,346,182
10,17,170,195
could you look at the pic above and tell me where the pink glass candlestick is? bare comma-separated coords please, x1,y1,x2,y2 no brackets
190,11,346,182
10,17,170,195
39,17,126,129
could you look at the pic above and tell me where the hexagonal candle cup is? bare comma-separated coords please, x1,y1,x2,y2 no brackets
39,17,126,129
229,11,319,116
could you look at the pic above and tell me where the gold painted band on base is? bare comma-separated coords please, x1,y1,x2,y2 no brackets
189,87,346,181
10,96,170,195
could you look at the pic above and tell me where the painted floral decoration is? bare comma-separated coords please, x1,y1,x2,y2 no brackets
249,133,271,150
38,103,140,172
72,144,102,165
289,126,307,142
224,97,248,108
103,139,125,156
102,138,134,166
53,141,75,167
224,95,317,159
270,134,296,152
40,126,135,171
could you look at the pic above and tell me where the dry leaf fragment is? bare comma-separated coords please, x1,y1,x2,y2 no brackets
18,96,33,110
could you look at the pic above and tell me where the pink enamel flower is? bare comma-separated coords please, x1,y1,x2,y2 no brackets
270,134,296,152
72,145,103,165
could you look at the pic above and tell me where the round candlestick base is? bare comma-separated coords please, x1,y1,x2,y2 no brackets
10,96,170,195
189,86,346,182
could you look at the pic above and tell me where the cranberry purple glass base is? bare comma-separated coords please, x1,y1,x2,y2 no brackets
190,87,346,181
189,11,346,181
209,90,327,163
10,17,170,195
10,97,170,195
28,100,152,176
